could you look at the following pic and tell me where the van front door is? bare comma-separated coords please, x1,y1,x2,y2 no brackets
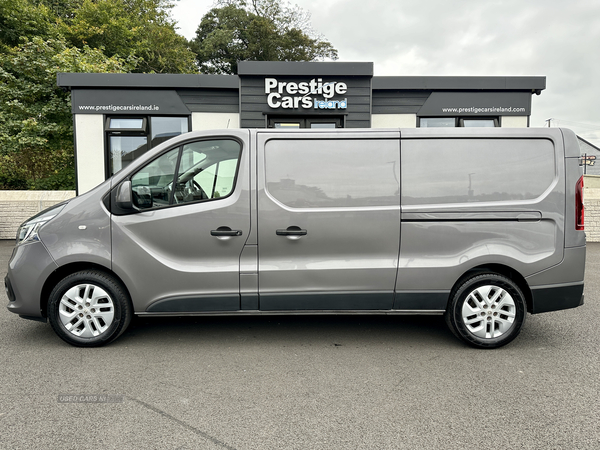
111,134,250,313
257,132,401,311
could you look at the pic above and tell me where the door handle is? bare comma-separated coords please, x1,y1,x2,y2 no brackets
211,227,243,237
276,226,307,236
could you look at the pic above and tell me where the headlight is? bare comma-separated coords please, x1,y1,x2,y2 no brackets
16,203,68,246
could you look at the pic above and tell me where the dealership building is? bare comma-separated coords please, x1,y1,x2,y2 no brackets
57,61,546,194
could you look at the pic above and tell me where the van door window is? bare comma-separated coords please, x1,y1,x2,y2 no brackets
131,147,179,209
175,140,241,204
130,139,242,210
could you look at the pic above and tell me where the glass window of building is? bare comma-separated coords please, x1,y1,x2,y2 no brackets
109,136,148,175
274,122,301,129
268,117,342,129
151,117,189,147
419,117,456,127
108,118,145,129
460,118,498,127
420,117,499,128
309,122,337,129
106,116,189,176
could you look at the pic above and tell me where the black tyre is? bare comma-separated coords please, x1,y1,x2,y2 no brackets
445,273,526,349
48,270,132,347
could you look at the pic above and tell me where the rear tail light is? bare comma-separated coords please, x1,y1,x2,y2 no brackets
576,175,584,231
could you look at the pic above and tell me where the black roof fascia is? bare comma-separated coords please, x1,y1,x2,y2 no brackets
57,72,546,93
237,61,374,76
57,73,239,90
372,76,546,92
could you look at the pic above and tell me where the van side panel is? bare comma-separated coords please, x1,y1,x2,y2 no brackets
256,131,401,311
42,182,113,269
395,129,566,309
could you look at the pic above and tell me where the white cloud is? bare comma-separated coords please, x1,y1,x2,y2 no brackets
169,0,215,39
171,0,600,146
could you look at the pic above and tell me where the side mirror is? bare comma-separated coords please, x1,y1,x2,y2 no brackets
115,181,134,210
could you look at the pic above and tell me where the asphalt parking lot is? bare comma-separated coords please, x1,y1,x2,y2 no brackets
1,239,599,450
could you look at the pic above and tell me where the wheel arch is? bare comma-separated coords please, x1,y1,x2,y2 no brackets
40,262,131,318
451,264,533,313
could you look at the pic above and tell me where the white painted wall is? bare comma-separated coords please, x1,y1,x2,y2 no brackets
371,114,417,128
501,116,528,127
192,112,240,130
75,114,105,194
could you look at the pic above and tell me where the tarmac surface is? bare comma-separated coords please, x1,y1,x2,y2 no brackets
1,239,599,449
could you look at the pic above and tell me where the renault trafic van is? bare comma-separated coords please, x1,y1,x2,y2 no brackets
5,128,585,348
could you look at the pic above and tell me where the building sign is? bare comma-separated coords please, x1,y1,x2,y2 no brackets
71,89,191,115
418,91,532,117
265,77,348,110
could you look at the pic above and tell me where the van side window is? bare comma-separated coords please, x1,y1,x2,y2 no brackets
401,138,556,205
130,139,241,210
264,139,400,208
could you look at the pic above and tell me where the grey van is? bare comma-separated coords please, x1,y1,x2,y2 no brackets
5,128,585,348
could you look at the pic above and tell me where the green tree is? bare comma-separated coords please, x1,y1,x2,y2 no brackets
191,0,338,74
0,37,132,189
60,0,197,73
39,0,84,19
0,0,57,49
0,0,196,189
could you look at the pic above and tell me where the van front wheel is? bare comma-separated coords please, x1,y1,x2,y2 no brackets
445,273,526,349
48,271,132,347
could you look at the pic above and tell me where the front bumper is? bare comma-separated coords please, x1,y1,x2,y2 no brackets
5,274,15,302
6,241,58,319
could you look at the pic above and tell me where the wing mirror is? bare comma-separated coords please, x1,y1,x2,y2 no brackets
115,180,134,210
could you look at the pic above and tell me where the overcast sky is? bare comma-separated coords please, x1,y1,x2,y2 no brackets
171,0,600,146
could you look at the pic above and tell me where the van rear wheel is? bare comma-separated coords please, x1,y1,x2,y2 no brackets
445,273,526,349
48,270,132,347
